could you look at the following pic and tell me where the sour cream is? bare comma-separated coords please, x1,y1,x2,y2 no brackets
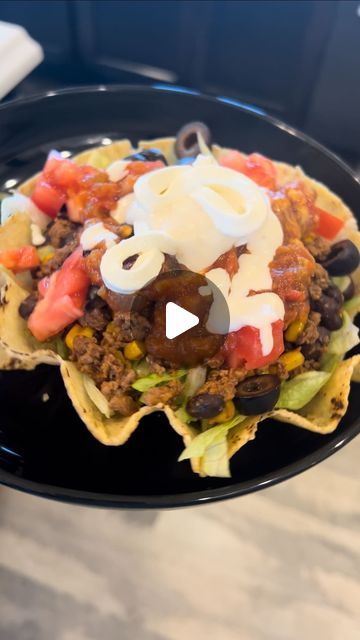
101,154,285,354
80,222,117,251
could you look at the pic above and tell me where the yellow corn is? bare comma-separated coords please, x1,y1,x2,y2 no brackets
65,324,94,350
119,224,133,239
303,233,315,244
124,340,146,361
37,245,54,263
285,320,305,342
105,321,116,334
279,348,304,372
208,400,235,425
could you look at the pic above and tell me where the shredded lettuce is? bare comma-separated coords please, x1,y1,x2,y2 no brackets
132,369,187,392
320,352,342,373
83,375,112,418
276,371,331,410
332,275,351,292
327,311,360,356
174,405,195,424
202,430,231,478
178,414,245,461
343,295,360,319
133,359,151,377
183,366,207,398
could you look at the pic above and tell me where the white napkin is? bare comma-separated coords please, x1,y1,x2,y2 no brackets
0,21,44,99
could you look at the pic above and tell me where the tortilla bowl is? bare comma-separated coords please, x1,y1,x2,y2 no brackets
0,86,359,507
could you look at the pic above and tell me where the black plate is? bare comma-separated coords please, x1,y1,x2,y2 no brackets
0,85,359,508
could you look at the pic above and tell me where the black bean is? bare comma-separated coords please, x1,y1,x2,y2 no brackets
324,284,344,306
234,375,280,415
124,148,167,165
321,240,360,276
186,393,224,419
18,293,38,320
175,122,212,158
313,295,343,330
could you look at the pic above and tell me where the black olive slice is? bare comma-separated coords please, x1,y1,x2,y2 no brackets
234,374,280,415
175,122,211,158
321,240,360,276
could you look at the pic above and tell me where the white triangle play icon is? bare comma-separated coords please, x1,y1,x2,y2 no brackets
165,302,199,340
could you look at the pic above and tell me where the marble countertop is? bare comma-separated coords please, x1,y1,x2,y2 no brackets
0,435,360,640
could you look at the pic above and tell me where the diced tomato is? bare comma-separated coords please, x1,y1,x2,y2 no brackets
28,248,90,341
219,150,246,172
208,247,239,278
220,150,277,190
31,179,65,218
43,154,81,190
0,245,40,273
224,319,284,370
314,206,344,240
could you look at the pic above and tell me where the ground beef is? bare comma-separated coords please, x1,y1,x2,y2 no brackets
72,335,138,416
46,218,79,248
100,382,137,416
305,235,331,262
300,326,331,370
34,238,78,279
79,295,112,331
146,355,166,374
204,351,226,368
71,335,105,385
296,311,321,345
140,379,183,407
308,263,331,301
116,311,151,341
197,368,246,401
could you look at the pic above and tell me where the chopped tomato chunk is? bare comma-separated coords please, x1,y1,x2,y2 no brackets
32,153,164,222
0,245,39,273
28,248,90,342
314,206,344,240
220,151,277,190
31,179,65,218
224,320,284,370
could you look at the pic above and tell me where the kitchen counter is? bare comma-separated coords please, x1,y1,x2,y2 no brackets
0,434,359,640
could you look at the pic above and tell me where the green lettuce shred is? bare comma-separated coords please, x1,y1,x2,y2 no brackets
132,369,187,392
327,311,359,356
343,295,360,319
178,413,245,472
276,371,331,410
83,374,112,418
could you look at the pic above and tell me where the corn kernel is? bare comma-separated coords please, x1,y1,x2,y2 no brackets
124,340,146,361
37,245,54,263
208,400,235,425
65,324,94,350
120,224,133,239
285,320,305,342
303,234,315,244
279,348,304,372
106,321,116,334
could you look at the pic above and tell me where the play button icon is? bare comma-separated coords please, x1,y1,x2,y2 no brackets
129,266,230,366
165,302,199,339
